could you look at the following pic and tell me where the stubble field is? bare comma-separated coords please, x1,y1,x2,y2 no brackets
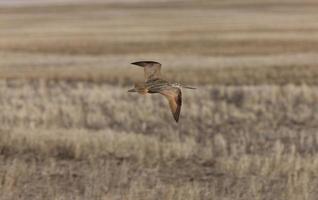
0,0,318,199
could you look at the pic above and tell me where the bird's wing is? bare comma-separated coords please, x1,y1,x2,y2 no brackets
131,61,161,81
160,87,182,122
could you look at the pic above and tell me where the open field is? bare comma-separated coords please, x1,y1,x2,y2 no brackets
0,80,318,199
1,0,318,85
1,0,318,199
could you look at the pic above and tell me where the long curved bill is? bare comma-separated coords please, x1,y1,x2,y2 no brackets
182,85,196,89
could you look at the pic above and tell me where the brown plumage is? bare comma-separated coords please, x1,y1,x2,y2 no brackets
160,87,182,122
128,61,195,122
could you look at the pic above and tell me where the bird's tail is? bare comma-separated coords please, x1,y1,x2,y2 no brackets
128,83,148,94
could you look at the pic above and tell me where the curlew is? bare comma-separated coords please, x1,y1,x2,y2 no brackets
128,61,195,122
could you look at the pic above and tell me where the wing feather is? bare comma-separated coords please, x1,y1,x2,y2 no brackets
131,61,161,81
160,87,182,122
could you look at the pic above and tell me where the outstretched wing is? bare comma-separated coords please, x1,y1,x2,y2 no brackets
131,61,161,81
160,87,182,122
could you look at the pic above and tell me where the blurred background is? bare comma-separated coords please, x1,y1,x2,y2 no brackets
0,0,318,199
1,0,318,84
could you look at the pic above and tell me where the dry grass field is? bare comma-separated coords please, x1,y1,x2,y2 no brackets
0,0,318,199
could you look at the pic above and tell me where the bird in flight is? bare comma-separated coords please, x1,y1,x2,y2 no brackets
128,61,195,122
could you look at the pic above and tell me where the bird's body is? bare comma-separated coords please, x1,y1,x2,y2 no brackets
145,78,170,93
128,61,195,122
